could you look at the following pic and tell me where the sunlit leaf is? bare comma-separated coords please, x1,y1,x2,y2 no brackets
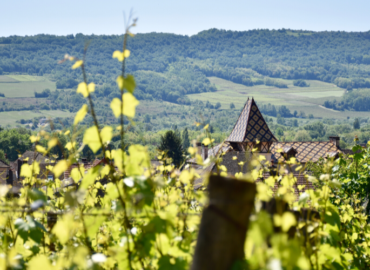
76,82,95,97
36,145,46,154
202,137,211,146
71,60,83,69
112,50,124,61
52,214,74,244
110,93,139,118
48,137,58,149
83,126,101,153
28,255,55,270
53,160,69,178
74,104,88,125
20,163,32,178
100,126,113,143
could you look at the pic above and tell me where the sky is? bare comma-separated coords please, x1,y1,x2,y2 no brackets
1,0,370,37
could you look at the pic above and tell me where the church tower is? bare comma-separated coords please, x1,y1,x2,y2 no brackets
226,98,277,153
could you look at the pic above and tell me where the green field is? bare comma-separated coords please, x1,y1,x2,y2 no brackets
0,75,56,98
187,77,370,119
6,75,46,82
0,76,19,83
287,90,344,98
0,110,74,127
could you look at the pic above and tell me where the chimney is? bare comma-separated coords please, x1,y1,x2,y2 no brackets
329,136,340,148
202,144,209,160
196,142,202,156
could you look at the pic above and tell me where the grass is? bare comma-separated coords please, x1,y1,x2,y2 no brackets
0,110,74,127
287,90,344,98
187,77,370,119
6,75,45,82
0,75,56,98
0,75,19,83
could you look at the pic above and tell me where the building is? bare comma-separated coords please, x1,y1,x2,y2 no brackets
192,98,342,192
11,150,56,185
0,159,12,185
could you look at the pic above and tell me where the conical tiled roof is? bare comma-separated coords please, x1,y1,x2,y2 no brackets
226,98,277,143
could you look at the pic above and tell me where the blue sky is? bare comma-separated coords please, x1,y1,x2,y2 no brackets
1,0,370,37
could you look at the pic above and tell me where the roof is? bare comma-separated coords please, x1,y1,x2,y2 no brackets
341,149,354,155
281,146,297,154
226,98,277,143
186,143,232,164
19,151,49,164
211,151,251,175
271,141,340,163
0,159,9,168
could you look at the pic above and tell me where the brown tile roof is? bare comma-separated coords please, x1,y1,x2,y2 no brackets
0,159,9,168
19,151,49,164
92,159,102,167
341,149,353,155
226,98,277,143
259,172,314,200
271,141,340,163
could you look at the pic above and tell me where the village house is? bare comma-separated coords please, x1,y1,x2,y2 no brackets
191,98,342,194
0,159,12,185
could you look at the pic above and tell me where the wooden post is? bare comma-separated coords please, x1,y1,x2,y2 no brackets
191,175,256,270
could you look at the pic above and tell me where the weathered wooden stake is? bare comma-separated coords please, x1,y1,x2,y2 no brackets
191,175,256,270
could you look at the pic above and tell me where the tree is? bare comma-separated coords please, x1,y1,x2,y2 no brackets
276,127,284,137
277,114,285,125
293,80,309,87
354,118,360,129
144,114,151,123
294,130,311,141
308,114,314,119
293,110,298,117
230,103,235,109
293,119,298,127
215,102,221,109
182,128,190,151
0,128,32,161
278,105,292,117
159,130,184,167
0,149,8,163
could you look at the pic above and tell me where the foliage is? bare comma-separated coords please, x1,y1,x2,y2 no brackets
0,149,8,163
265,78,288,88
0,127,32,160
324,90,370,111
294,130,311,141
354,118,360,129
182,128,190,150
2,24,370,270
34,89,51,98
5,29,370,110
158,130,184,168
293,79,309,87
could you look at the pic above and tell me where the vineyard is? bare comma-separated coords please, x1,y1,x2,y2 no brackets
1,22,370,270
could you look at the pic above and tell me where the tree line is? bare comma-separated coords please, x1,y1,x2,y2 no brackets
2,29,370,108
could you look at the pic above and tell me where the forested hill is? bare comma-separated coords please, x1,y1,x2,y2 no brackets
2,29,370,104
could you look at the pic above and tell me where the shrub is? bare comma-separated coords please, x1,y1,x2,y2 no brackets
35,88,51,98
293,79,310,87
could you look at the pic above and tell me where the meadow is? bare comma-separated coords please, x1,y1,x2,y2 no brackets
187,77,370,120
0,75,56,98
0,109,74,127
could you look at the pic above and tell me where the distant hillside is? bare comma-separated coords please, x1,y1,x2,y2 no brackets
2,29,370,107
